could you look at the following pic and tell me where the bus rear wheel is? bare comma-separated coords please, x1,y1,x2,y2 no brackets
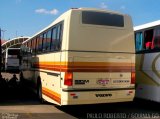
37,82,45,104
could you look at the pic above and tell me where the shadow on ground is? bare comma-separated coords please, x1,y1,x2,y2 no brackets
0,81,39,106
56,98,160,119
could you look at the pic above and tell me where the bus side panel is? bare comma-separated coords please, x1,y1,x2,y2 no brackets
22,12,70,105
136,53,160,102
40,14,70,105
32,53,62,105
21,52,62,105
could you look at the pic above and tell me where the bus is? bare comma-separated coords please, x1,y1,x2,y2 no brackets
4,48,20,71
20,8,135,105
134,20,160,102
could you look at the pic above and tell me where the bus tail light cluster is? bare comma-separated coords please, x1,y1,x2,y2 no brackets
64,72,73,86
131,72,135,84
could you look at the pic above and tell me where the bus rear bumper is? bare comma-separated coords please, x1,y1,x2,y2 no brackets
61,89,135,105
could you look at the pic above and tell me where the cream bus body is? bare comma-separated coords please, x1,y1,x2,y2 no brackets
135,20,160,102
20,8,135,105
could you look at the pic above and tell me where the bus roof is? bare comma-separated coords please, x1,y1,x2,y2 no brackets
134,20,160,31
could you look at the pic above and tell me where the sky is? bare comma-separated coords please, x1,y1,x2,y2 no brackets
0,0,160,40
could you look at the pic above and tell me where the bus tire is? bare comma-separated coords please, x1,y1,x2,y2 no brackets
37,79,45,104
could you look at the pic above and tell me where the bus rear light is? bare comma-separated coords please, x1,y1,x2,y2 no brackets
64,72,73,86
70,93,76,96
131,72,135,84
129,90,133,93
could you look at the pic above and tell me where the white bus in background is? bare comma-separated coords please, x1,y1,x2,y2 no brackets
20,8,135,105
134,20,160,103
5,48,20,71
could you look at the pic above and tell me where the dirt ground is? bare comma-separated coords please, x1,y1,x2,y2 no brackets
1,72,19,81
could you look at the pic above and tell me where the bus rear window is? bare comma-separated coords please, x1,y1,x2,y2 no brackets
8,49,20,55
8,49,20,58
82,11,124,27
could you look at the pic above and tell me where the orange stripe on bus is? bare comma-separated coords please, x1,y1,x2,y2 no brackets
42,87,61,104
35,62,135,67
33,62,135,72
37,66,134,72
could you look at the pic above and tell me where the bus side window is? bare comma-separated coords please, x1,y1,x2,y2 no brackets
152,28,160,49
32,38,37,54
42,33,47,52
135,32,143,52
144,29,154,50
36,36,39,53
37,35,43,53
51,27,57,51
56,24,63,51
46,30,52,51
